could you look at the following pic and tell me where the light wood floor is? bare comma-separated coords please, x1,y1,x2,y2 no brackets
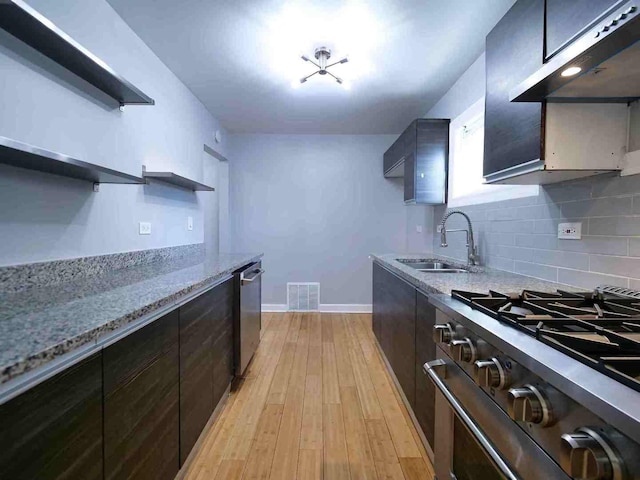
183,312,435,480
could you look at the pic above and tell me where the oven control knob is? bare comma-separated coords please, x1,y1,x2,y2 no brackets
507,385,554,427
560,428,624,480
449,338,476,364
473,358,511,390
433,323,455,343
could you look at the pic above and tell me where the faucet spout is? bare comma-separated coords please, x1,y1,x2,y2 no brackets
439,210,479,266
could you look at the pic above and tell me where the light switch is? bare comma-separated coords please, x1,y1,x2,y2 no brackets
139,222,151,235
558,222,581,240
187,216,193,231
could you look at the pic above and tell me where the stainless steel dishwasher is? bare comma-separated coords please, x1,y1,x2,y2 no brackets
234,261,263,376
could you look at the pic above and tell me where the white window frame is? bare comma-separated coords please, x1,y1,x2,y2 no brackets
447,98,539,208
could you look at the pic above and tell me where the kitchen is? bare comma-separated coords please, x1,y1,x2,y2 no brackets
1,0,640,479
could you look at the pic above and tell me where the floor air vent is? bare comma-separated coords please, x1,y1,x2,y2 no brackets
287,282,320,311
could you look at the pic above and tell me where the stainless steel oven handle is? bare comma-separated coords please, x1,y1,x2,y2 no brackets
241,268,264,285
424,359,520,480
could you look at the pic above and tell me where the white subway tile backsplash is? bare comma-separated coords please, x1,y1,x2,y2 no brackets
435,173,640,290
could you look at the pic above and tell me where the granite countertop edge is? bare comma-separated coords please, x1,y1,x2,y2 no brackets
0,253,263,388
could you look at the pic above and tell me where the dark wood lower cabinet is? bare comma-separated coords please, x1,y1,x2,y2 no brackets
415,291,437,448
179,288,216,465
372,261,438,453
372,262,416,409
103,310,180,480
212,278,234,406
0,353,103,480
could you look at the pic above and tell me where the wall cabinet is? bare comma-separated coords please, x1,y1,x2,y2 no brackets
383,119,449,205
0,354,103,480
103,310,180,480
483,0,545,180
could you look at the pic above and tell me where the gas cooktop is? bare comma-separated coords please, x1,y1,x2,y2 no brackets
451,286,640,392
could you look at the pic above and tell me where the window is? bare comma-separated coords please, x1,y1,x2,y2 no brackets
447,98,538,208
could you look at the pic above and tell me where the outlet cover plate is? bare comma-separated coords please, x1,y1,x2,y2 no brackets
558,222,581,240
139,222,151,235
187,216,193,231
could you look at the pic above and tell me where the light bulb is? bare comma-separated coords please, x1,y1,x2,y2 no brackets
561,66,582,77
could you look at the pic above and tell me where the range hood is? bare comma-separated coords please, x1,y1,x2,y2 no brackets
511,2,640,102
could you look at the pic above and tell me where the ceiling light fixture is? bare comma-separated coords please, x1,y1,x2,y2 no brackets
295,47,350,88
561,66,582,77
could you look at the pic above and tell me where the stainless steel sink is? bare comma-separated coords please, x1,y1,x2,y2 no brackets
396,259,469,273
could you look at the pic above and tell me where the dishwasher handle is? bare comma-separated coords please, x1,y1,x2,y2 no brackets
241,268,264,285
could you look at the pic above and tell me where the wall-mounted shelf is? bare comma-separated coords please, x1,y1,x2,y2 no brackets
142,171,215,191
0,0,155,106
0,136,145,185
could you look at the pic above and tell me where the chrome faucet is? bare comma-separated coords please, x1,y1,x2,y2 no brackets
439,210,479,266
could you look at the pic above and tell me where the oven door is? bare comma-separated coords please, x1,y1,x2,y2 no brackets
424,349,569,480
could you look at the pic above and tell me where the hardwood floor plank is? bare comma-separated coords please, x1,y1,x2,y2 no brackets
398,457,433,480
241,404,283,480
322,342,340,405
297,449,323,480
323,403,351,480
270,314,310,479
340,386,378,480
214,459,245,480
365,419,406,480
332,316,356,388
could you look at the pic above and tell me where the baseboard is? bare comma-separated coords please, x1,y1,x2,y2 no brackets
320,304,372,313
262,304,288,312
261,304,372,313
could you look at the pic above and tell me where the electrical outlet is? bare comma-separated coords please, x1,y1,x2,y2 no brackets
416,225,423,233
558,222,582,240
139,222,151,235
187,216,193,231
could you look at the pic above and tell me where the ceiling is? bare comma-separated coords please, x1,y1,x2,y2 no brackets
108,0,515,134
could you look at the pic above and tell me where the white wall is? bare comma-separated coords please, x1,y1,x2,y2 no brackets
0,0,226,265
228,134,434,306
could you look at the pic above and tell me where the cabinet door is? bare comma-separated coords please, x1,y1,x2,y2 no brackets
179,288,217,465
484,0,545,178
372,262,384,346
415,119,449,205
212,277,234,406
403,152,416,203
415,292,437,449
546,0,621,58
104,310,180,480
373,262,416,407
0,354,103,480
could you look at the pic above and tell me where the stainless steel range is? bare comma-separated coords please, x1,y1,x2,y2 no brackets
426,286,640,480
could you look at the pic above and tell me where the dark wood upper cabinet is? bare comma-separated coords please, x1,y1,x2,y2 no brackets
545,0,623,58
415,291,437,449
384,119,449,205
0,354,103,480
103,310,180,480
484,0,545,179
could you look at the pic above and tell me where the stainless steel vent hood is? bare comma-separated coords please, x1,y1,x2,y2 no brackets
510,2,640,102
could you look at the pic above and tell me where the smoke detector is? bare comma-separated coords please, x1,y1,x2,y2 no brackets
293,47,350,89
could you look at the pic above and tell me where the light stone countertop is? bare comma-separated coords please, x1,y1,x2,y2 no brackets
0,252,262,385
371,253,574,296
